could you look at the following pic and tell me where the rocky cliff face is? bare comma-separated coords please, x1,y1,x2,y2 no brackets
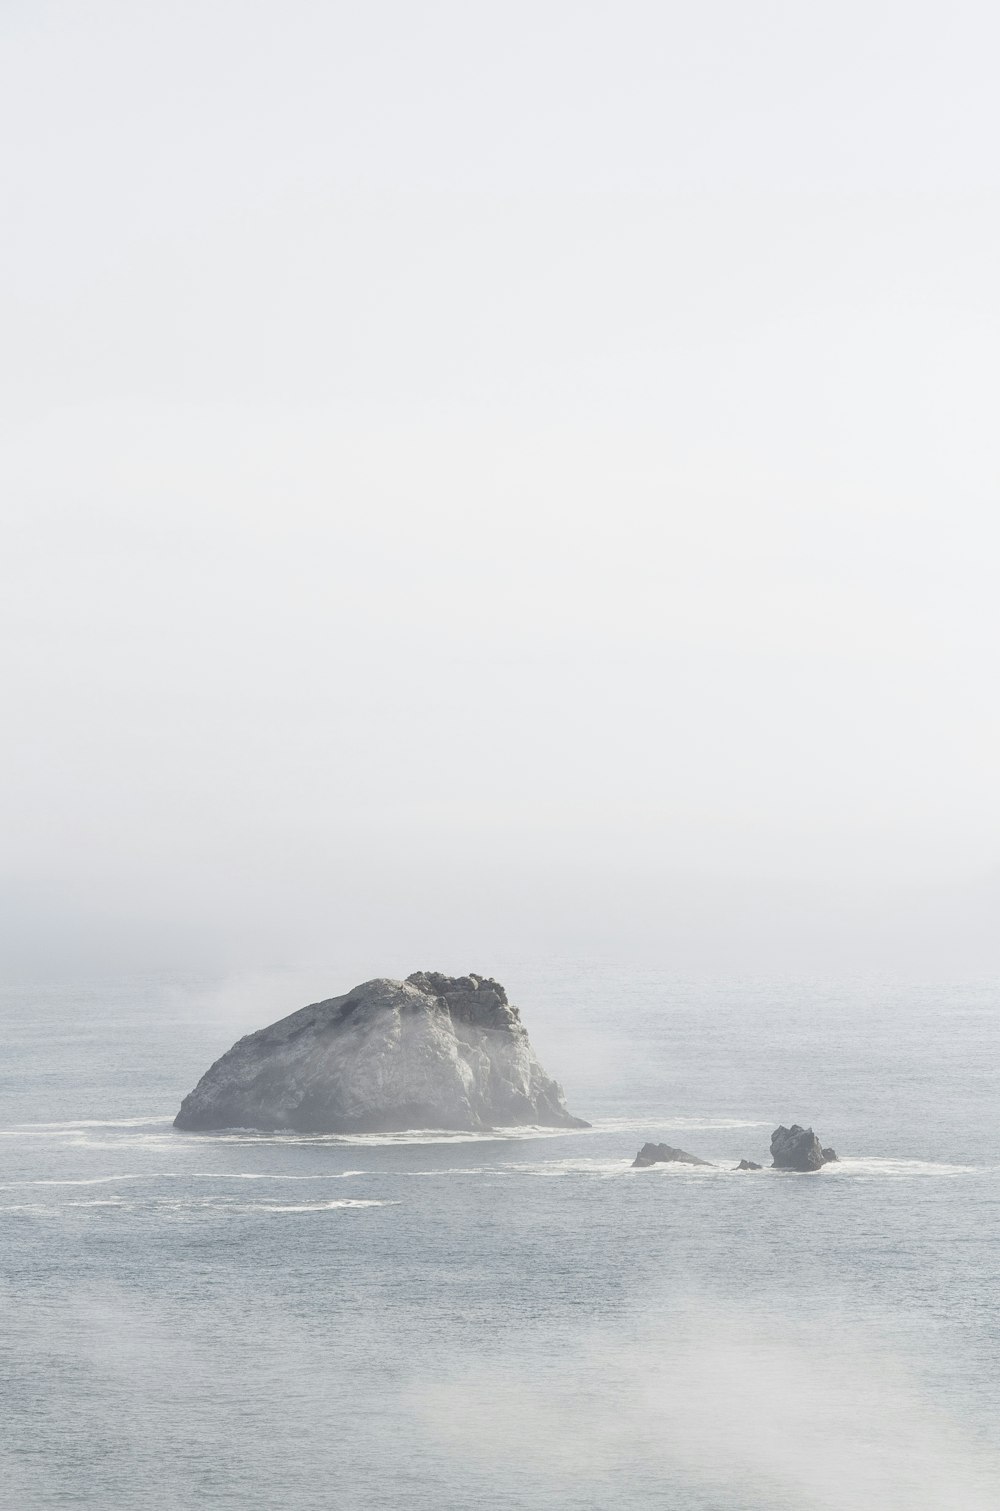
174,971,588,1134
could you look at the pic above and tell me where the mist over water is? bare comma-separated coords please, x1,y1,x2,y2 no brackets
417,1306,1000,1511
2,966,999,1509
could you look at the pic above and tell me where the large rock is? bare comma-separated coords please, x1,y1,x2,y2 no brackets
174,971,588,1134
631,1142,712,1168
770,1124,838,1171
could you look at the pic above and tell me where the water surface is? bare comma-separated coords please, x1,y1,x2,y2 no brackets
2,967,998,1509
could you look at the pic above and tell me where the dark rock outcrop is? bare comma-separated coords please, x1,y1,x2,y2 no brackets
770,1124,838,1171
631,1142,713,1169
174,972,588,1134
734,1159,762,1171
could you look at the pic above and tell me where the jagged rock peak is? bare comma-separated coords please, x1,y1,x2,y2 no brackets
403,971,516,1025
173,972,588,1135
406,970,509,1004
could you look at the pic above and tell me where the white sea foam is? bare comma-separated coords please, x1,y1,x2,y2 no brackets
181,1169,368,1180
824,1157,986,1179
184,1124,583,1146
4,1194,396,1217
502,1156,635,1177
9,1115,770,1148
588,1116,772,1133
251,1199,397,1212
624,1160,734,1177
10,1116,171,1129
407,1157,629,1178
2,1118,582,1147
408,1155,733,1178
0,1175,146,1187
0,1171,365,1188
2,1204,66,1216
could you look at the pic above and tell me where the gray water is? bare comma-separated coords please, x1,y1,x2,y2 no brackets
2,965,999,1510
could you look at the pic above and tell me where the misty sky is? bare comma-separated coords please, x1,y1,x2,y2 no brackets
3,2,999,976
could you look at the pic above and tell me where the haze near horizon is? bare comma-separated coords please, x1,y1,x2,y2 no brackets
3,1,999,977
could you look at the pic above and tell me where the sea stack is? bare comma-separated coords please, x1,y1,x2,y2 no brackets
174,971,588,1134
770,1124,838,1171
631,1143,712,1168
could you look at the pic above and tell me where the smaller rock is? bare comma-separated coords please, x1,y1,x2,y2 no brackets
631,1142,712,1169
734,1159,762,1171
770,1124,838,1172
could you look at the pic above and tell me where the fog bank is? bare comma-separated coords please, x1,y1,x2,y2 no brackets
3,2,999,976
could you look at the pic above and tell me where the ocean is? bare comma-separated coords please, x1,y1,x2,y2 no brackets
2,964,999,1510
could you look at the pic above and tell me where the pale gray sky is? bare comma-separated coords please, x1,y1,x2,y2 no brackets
3,2,999,975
